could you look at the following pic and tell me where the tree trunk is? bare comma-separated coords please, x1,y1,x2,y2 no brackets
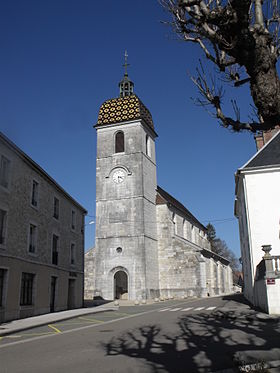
246,35,280,127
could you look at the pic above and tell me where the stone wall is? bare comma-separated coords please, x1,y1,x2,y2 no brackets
157,204,202,298
94,120,159,300
157,203,233,299
0,134,86,322
84,248,95,299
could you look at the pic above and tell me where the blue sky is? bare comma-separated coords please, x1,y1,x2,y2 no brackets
0,1,256,257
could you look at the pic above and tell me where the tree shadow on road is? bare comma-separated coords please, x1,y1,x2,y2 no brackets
222,293,252,307
101,311,280,372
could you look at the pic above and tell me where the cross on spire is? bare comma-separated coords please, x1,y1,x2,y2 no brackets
119,50,134,97
123,50,129,76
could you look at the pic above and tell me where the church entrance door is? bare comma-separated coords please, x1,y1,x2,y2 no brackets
114,271,128,300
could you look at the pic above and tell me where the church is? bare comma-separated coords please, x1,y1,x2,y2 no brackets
84,63,233,301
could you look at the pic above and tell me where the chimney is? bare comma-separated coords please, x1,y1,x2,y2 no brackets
254,126,280,151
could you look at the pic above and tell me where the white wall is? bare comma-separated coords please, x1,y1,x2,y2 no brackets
236,166,280,311
244,168,280,275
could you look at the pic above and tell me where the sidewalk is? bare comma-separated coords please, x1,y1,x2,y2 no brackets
0,302,118,337
217,293,280,322
215,294,280,372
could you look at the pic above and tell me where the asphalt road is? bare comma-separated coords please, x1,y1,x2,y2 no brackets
1,295,280,373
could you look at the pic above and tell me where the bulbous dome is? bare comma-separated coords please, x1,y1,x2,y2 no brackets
96,94,154,130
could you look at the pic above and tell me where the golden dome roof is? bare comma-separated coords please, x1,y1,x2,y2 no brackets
96,94,154,130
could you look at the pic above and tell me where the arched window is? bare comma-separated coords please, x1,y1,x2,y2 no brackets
183,219,187,239
115,131,124,153
146,135,151,157
172,213,177,235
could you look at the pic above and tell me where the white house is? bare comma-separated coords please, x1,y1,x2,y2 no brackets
235,130,280,314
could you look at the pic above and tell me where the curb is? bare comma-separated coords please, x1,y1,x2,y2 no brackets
0,306,119,337
213,359,280,373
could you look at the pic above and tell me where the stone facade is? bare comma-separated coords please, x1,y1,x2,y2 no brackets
84,79,233,301
0,132,87,322
84,248,95,299
156,188,232,299
94,119,159,300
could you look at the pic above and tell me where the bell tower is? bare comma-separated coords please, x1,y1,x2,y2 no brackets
94,54,159,300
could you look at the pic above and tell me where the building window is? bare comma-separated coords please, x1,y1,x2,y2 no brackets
70,243,75,265
183,219,187,239
146,135,151,157
0,155,10,189
0,269,6,307
31,180,39,207
28,224,37,253
53,197,59,219
172,213,177,235
0,209,7,246
20,272,34,306
115,131,124,153
52,234,59,265
191,225,196,242
71,210,76,230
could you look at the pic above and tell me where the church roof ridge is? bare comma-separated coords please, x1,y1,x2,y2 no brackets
96,93,154,130
156,185,207,231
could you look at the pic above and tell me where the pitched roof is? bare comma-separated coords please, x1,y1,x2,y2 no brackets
96,94,155,131
244,130,280,169
156,186,207,231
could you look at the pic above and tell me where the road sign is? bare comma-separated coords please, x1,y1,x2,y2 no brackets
267,278,275,285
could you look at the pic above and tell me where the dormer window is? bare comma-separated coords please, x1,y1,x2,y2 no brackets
115,131,124,153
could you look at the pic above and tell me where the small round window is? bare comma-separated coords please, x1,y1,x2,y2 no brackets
116,247,122,254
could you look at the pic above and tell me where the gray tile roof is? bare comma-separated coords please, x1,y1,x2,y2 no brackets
245,131,280,168
156,186,207,231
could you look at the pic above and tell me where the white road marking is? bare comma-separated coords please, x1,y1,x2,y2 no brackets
181,307,193,311
0,297,224,349
206,306,216,310
158,308,171,312
194,307,205,311
169,308,182,312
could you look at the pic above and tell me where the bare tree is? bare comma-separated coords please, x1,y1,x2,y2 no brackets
161,0,280,132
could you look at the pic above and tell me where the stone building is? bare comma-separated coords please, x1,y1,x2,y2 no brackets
84,68,233,301
0,132,87,322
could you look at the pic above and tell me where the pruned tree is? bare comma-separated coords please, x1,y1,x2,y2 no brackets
161,0,280,132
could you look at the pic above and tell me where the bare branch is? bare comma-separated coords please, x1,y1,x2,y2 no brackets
234,78,251,87
254,0,265,27
161,0,280,132
190,63,268,132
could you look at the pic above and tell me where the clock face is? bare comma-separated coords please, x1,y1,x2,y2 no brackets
112,169,126,184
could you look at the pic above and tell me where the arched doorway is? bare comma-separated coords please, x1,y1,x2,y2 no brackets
114,271,128,299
